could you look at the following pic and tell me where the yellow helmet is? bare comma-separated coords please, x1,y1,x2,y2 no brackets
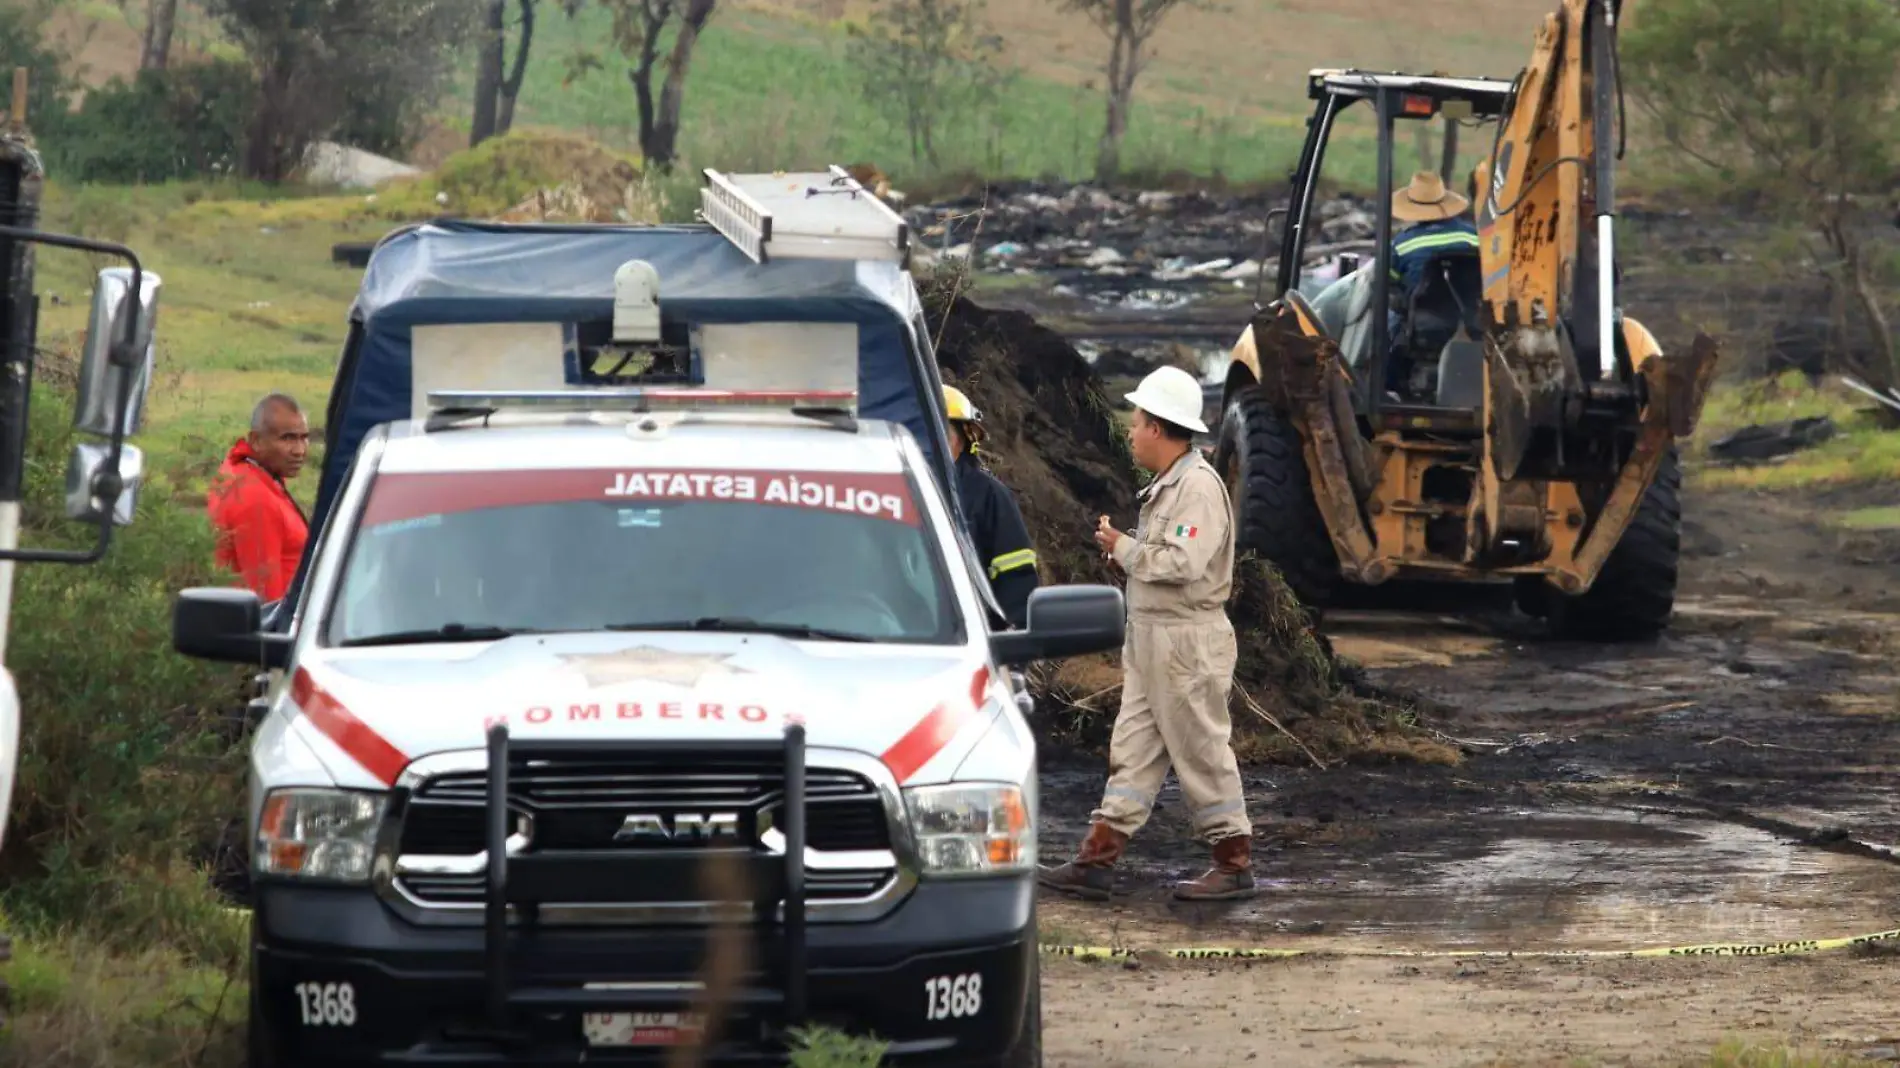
942,385,983,425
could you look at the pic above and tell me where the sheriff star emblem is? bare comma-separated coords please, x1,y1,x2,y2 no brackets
557,646,748,689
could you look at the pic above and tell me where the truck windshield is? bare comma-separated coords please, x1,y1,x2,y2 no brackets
325,465,960,646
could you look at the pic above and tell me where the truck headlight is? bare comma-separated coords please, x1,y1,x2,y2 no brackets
256,787,385,883
902,784,1033,875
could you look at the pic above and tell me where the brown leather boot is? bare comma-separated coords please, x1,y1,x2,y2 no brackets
1036,822,1127,901
1172,834,1258,901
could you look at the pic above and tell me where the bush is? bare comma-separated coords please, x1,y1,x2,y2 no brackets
0,375,248,961
373,129,646,218
42,60,256,185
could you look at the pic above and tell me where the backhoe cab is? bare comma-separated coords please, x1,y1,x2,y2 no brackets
1216,0,1719,639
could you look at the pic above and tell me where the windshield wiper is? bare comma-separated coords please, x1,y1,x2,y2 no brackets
605,617,874,642
338,623,529,648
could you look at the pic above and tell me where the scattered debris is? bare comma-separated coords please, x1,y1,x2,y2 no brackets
1708,416,1838,463
1841,374,1900,425
906,181,1374,312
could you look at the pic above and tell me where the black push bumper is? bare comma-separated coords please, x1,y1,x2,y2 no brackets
250,725,1036,1066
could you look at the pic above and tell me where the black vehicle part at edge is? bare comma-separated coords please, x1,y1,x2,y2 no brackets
0,77,160,1029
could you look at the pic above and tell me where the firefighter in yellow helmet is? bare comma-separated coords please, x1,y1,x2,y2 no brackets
943,385,1039,628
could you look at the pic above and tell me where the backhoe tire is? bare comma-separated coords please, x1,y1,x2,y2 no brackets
1215,388,1341,613
1528,448,1682,642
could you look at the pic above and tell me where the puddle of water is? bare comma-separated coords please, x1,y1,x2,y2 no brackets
1242,805,1900,952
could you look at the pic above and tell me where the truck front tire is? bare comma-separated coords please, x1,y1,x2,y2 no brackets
1215,388,1341,612
1002,950,1042,1068
248,956,283,1068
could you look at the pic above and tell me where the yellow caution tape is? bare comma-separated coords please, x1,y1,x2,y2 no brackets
1039,925,1900,961
221,903,1896,961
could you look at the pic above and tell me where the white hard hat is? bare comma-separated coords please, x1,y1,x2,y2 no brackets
1123,365,1208,434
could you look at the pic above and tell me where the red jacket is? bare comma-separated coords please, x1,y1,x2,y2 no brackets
206,439,309,603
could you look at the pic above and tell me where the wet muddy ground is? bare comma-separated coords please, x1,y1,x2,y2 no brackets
1033,482,1900,1064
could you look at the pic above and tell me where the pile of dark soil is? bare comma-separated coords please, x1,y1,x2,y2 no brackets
920,276,1453,768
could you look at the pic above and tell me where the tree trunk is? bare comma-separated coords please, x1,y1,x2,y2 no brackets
645,0,717,171
1821,212,1897,392
1094,16,1136,183
470,0,506,147
496,0,535,136
246,62,300,182
140,0,178,72
1846,240,1899,392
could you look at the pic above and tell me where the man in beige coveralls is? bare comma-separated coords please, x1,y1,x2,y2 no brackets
1038,365,1257,902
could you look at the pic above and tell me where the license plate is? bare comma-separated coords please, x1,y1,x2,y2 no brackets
581,1009,706,1047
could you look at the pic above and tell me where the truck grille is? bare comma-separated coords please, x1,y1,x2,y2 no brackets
391,751,899,908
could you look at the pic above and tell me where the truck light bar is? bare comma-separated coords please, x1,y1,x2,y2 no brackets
699,167,910,266
426,387,858,412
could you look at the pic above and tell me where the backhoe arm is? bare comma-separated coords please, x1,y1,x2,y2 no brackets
1474,0,1621,481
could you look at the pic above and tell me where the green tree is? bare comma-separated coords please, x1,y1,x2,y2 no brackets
1060,0,1210,183
205,0,478,180
560,0,719,172
1623,0,1900,388
846,0,1010,172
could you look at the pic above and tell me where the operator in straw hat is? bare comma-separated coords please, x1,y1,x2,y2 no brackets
1390,169,1479,292
1039,365,1258,903
1384,170,1481,394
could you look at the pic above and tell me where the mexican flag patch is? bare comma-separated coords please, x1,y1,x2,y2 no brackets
1173,523,1198,539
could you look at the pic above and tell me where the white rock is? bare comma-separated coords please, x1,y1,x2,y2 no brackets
300,140,423,190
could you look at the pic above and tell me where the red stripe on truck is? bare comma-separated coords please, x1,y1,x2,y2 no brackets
292,667,410,786
880,667,993,784
359,469,922,528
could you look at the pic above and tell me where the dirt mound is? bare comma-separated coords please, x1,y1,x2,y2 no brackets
921,277,1451,768
376,130,657,222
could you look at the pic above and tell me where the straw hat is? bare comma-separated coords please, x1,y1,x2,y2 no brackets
1391,170,1470,224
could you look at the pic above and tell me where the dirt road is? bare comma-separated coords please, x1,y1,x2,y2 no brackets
1039,951,1899,1067
1034,480,1900,1065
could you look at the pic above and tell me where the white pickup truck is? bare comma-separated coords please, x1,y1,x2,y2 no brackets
170,169,1122,1067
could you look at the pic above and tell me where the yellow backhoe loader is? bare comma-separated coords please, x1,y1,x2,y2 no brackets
1214,0,1719,639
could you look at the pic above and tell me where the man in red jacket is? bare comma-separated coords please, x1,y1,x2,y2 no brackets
207,393,311,603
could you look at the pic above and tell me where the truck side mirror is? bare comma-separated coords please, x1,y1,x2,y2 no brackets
64,267,160,531
989,585,1126,666
173,587,292,669
63,441,142,525
73,265,160,438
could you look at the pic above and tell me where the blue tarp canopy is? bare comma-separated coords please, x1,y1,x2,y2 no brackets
310,220,958,543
